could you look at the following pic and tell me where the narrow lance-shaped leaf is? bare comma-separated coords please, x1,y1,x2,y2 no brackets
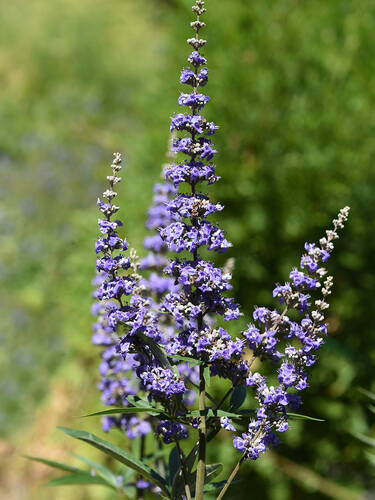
58,427,170,496
23,455,82,473
167,354,203,366
286,412,325,422
82,407,161,418
43,472,115,489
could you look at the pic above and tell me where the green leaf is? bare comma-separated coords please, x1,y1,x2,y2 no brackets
287,412,325,422
190,409,241,419
205,463,223,483
58,427,170,496
126,395,157,409
168,446,181,486
230,386,246,410
43,472,115,489
71,453,119,488
140,335,172,371
82,407,159,418
23,455,81,473
168,354,202,366
368,405,375,415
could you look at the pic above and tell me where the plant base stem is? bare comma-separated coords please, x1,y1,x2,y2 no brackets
195,364,206,500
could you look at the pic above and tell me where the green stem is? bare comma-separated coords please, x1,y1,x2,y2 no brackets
136,435,146,500
216,455,245,500
176,441,192,500
195,364,207,500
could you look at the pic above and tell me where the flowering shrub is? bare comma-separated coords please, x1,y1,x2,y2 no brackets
28,1,349,499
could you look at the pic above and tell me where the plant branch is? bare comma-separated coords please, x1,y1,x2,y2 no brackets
216,455,245,500
176,441,192,500
195,363,207,500
136,435,146,500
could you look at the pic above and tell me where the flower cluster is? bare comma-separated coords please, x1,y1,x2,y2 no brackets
91,276,152,438
158,2,246,385
235,207,350,459
94,153,186,424
156,420,188,445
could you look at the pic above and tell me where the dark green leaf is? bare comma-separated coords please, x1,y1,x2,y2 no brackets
82,407,159,418
57,427,169,495
126,395,151,407
140,334,172,371
168,446,181,486
23,455,81,473
368,405,375,415
168,354,202,366
43,472,115,489
230,386,246,410
287,412,325,422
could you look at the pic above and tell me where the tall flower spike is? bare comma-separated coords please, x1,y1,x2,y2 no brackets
93,155,150,437
138,140,199,441
95,153,185,414
161,0,247,386
236,207,350,460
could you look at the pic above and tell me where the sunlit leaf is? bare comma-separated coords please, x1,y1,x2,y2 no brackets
167,354,202,366
287,412,325,422
58,427,169,495
82,407,159,418
43,472,115,488
23,455,81,473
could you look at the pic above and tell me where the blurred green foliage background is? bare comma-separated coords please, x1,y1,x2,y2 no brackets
0,0,374,498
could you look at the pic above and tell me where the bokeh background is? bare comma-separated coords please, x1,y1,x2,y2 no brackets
1,0,374,498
